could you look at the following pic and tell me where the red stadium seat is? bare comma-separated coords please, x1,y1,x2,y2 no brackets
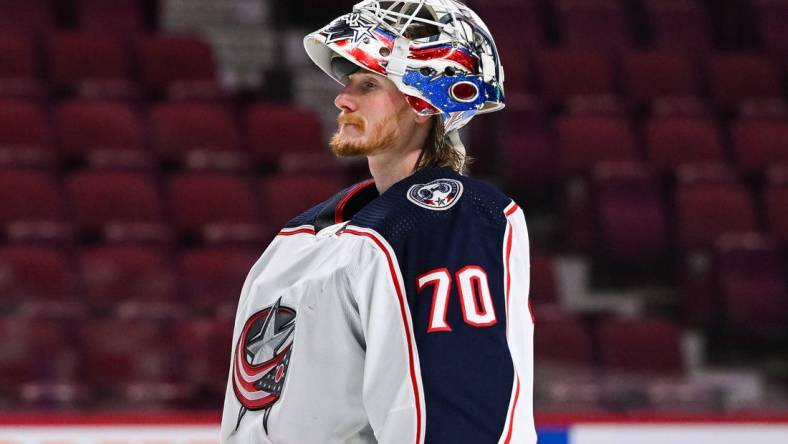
0,0,53,33
48,32,136,99
66,171,169,243
0,99,53,168
754,0,788,57
675,164,759,250
715,233,788,330
731,117,788,174
591,162,668,259
55,100,150,168
137,35,222,99
259,173,346,229
530,253,560,311
555,0,632,54
0,246,81,318
708,53,782,108
0,32,42,99
598,317,684,375
644,116,725,173
173,317,235,398
78,0,144,35
0,318,76,385
534,312,594,367
537,49,614,104
168,172,267,243
622,51,699,104
178,246,259,315
764,166,788,245
644,0,712,52
555,115,638,173
499,95,556,184
80,245,180,319
0,169,70,242
150,101,245,170
245,103,337,172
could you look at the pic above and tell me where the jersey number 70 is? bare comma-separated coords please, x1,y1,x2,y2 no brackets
417,266,497,333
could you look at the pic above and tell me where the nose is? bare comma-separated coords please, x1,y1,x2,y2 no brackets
334,85,357,113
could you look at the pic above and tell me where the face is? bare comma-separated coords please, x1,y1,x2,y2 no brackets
330,71,425,157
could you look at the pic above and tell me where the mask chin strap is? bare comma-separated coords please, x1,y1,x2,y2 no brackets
447,129,467,175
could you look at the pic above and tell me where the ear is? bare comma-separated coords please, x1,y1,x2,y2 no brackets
413,112,432,124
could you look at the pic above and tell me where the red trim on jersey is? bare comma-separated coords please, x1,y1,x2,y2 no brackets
335,179,376,224
343,228,423,444
504,375,521,443
504,202,519,217
278,227,316,236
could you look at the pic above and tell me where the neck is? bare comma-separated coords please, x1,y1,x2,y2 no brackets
368,147,422,193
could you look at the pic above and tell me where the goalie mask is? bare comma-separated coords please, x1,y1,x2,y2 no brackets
303,0,505,137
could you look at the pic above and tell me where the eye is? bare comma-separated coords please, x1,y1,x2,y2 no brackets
362,80,377,90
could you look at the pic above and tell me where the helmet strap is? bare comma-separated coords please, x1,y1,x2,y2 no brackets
386,36,411,77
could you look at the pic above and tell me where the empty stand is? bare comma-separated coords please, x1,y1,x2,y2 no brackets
753,0,788,57
715,233,788,331
0,169,70,242
67,171,169,243
150,101,244,170
675,164,759,250
555,114,638,174
644,0,712,52
178,246,259,315
80,245,180,319
538,49,614,104
764,166,788,245
0,0,53,34
598,318,684,375
168,172,267,244
555,0,632,54
77,0,144,35
591,162,667,259
0,318,77,386
708,53,782,108
48,32,136,99
0,245,81,318
499,95,556,184
173,317,234,401
530,253,560,312
0,99,54,168
534,312,594,367
245,103,336,172
137,35,221,99
56,100,149,168
731,116,788,174
644,115,725,174
0,32,42,99
622,51,699,105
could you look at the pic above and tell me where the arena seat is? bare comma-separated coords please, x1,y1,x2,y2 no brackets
150,101,245,170
597,317,684,375
708,53,782,108
643,0,712,52
245,103,338,173
0,169,71,242
0,318,77,385
79,244,180,319
622,51,700,105
529,253,560,312
66,171,169,243
259,172,347,229
555,0,633,54
0,32,42,99
137,35,222,99
173,316,235,401
178,246,260,315
0,0,53,33
77,0,144,35
753,0,788,57
731,116,788,174
764,166,788,246
0,99,54,168
537,49,614,104
715,233,788,331
168,172,267,244
47,32,137,99
55,100,150,168
644,115,725,174
555,114,639,174
534,312,594,367
0,245,82,318
590,162,668,260
675,164,759,250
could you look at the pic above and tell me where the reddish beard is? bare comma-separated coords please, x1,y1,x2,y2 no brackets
330,113,399,157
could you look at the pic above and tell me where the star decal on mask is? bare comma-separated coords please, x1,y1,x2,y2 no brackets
323,13,378,45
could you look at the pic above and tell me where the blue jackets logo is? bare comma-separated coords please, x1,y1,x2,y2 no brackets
407,178,464,211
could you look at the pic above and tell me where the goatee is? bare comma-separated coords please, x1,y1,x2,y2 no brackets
330,113,398,157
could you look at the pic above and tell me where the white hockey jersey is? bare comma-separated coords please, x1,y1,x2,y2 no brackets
221,167,535,444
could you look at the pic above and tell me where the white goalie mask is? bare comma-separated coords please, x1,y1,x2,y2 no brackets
303,0,505,136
